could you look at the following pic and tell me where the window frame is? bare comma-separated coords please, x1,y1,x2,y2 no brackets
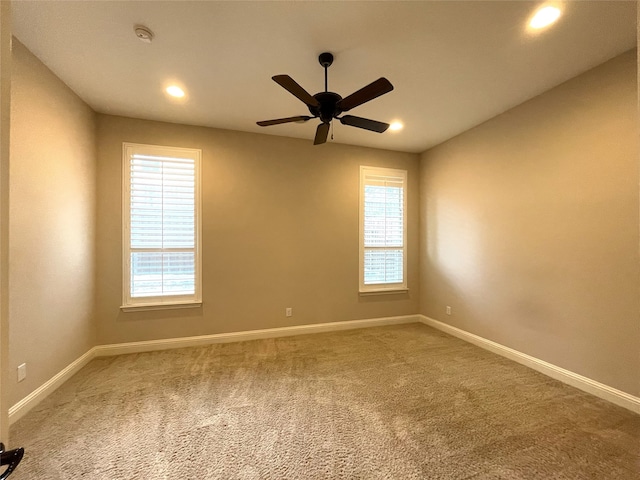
121,142,202,311
359,165,408,294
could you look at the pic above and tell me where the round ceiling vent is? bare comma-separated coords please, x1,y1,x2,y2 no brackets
134,25,154,44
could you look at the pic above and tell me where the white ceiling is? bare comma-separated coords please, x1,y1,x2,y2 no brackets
11,1,637,153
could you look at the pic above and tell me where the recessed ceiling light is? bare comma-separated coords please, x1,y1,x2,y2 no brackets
529,6,561,29
165,85,185,98
389,121,403,131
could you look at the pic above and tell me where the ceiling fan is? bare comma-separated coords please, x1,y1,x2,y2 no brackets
257,52,394,145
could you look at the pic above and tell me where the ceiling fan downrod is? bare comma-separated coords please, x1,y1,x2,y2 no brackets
319,52,333,93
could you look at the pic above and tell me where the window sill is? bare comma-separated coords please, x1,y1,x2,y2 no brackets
120,301,202,312
359,288,409,296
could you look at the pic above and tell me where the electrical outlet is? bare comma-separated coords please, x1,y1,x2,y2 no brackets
17,363,26,382
286,307,292,317
446,306,452,315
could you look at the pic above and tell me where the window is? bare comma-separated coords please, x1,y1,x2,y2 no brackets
122,143,202,310
359,166,407,293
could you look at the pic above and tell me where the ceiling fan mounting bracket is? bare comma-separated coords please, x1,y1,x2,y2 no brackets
318,52,334,68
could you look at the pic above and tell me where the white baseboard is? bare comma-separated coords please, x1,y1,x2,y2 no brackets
10,314,418,423
419,315,640,415
8,348,97,425
11,314,637,425
93,315,419,357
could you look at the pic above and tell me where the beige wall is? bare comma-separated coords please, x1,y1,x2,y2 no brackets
96,116,420,344
419,50,639,396
9,40,97,406
0,1,11,441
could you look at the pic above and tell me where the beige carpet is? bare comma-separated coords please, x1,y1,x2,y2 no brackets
9,323,640,479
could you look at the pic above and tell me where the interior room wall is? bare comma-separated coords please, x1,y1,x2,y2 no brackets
419,49,639,397
9,39,97,407
0,1,12,442
96,115,419,345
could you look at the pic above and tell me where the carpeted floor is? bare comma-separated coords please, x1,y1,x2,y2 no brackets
9,323,640,479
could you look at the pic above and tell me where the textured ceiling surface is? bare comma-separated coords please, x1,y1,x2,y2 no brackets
12,1,637,153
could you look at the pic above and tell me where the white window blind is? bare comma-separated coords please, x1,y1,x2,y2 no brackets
359,166,407,292
122,143,201,309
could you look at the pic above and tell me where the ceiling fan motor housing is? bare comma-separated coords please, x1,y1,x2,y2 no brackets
310,91,343,123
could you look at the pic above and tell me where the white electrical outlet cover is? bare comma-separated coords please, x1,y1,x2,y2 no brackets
17,363,26,382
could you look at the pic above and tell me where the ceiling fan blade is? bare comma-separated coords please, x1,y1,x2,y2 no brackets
257,116,312,127
340,115,390,133
272,75,320,108
336,78,394,112
314,122,330,145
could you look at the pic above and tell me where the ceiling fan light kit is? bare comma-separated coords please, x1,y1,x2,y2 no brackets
257,52,394,145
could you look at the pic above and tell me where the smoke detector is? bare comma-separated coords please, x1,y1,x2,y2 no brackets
134,25,154,44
